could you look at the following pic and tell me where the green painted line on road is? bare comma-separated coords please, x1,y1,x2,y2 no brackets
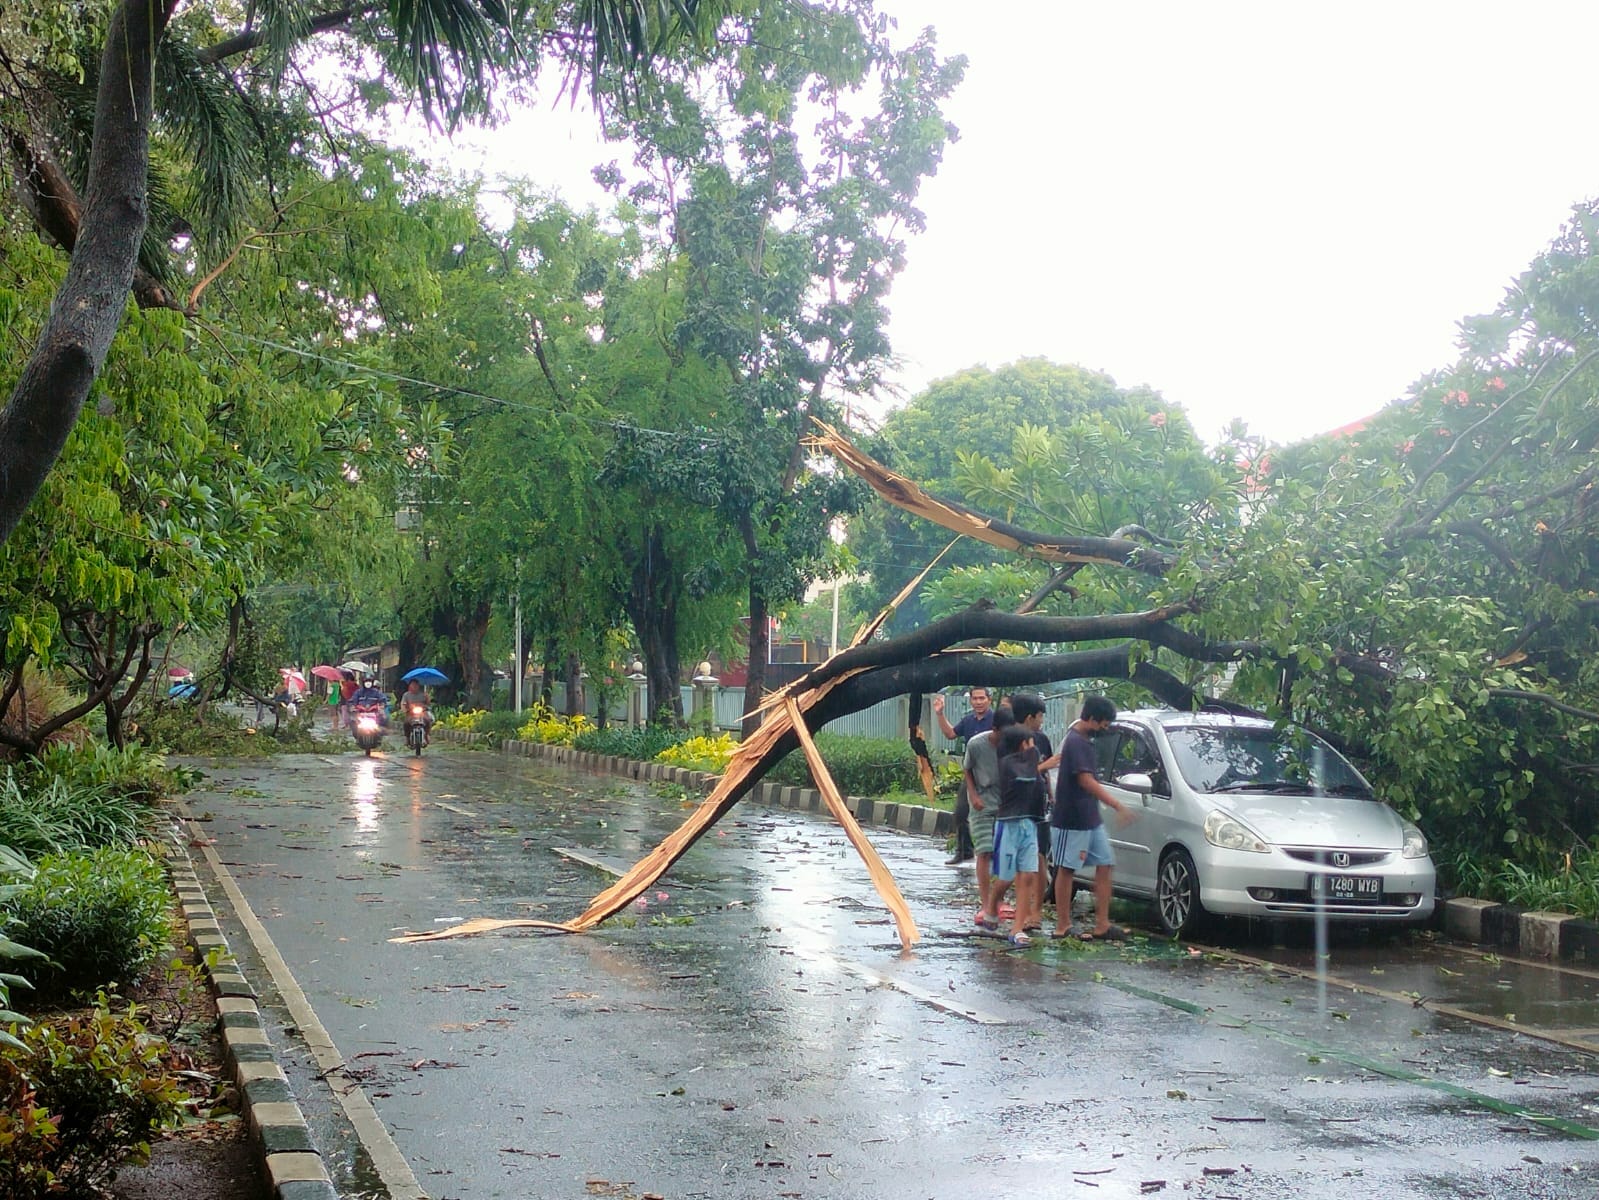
1100,974,1599,1141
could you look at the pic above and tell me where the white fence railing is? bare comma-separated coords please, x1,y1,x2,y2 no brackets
547,683,1085,745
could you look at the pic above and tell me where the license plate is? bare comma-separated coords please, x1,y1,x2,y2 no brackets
1308,873,1382,902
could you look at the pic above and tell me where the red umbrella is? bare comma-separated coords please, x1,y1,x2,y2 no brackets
310,665,345,683
280,667,307,692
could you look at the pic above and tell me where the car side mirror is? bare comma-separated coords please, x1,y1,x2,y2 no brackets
1118,772,1154,794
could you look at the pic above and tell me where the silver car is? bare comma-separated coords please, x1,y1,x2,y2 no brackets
1076,709,1436,936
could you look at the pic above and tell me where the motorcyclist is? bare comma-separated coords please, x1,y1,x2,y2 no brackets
399,680,434,745
350,678,390,726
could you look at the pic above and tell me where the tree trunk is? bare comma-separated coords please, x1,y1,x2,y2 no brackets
563,652,583,718
540,638,558,706
456,599,492,708
0,0,174,545
622,525,684,725
742,582,770,739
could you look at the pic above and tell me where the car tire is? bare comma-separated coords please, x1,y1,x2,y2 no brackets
1156,847,1208,938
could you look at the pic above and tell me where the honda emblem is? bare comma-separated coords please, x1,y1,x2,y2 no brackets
1331,851,1350,869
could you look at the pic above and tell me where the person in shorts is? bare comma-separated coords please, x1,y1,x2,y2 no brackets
985,724,1046,946
964,704,1013,930
1050,695,1136,940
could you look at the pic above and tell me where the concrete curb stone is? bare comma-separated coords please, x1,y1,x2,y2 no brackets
166,836,337,1200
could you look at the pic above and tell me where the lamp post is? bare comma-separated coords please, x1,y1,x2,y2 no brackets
692,661,719,734
627,659,648,728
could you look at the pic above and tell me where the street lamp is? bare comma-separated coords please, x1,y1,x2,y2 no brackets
692,660,718,734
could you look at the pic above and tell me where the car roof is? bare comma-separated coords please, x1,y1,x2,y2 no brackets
1119,708,1278,733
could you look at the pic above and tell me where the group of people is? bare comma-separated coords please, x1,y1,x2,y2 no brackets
328,674,434,744
934,687,1136,948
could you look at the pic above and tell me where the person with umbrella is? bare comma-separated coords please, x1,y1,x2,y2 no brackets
399,667,447,746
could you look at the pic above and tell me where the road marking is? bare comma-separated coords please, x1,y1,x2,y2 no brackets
433,800,477,817
185,817,430,1199
789,946,1008,1025
553,846,624,876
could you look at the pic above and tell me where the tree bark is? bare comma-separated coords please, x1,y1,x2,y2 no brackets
621,525,684,724
742,580,770,739
456,599,492,708
0,0,175,546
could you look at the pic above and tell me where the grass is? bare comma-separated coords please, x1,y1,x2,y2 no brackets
0,770,151,859
1441,846,1599,919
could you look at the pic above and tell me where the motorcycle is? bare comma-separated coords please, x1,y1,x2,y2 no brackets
350,703,386,755
402,702,431,757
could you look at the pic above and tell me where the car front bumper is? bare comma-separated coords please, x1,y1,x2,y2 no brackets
1194,845,1436,923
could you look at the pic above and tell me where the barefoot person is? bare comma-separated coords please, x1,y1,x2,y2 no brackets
1050,695,1137,940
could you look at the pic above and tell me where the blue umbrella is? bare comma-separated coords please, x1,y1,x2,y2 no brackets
401,667,449,686
168,682,198,699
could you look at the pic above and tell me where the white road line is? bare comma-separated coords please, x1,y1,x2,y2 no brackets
789,945,1009,1025
187,818,430,1200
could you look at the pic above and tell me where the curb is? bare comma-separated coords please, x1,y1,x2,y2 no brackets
438,729,957,840
1438,896,1599,965
167,832,338,1200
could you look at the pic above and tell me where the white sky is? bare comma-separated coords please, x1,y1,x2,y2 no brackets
419,1,1599,447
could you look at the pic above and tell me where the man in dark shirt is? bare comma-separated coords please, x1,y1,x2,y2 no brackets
1008,692,1057,928
934,687,993,865
1049,695,1136,940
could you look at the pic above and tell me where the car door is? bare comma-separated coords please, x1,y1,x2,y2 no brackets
1100,725,1169,895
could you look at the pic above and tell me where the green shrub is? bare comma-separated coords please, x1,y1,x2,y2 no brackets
0,1000,188,1198
0,846,42,1050
1438,846,1599,919
0,771,150,859
2,849,172,1002
574,724,689,760
764,734,925,797
23,742,188,807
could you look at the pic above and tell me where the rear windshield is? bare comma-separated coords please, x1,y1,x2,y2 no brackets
1162,724,1373,798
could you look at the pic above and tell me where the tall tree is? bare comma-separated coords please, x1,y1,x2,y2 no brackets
601,8,966,731
0,0,731,545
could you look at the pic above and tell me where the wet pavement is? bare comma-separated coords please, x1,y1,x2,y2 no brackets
181,750,1599,1199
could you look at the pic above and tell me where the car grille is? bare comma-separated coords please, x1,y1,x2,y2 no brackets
1282,848,1391,868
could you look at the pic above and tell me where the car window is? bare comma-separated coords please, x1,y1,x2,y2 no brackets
1093,732,1121,776
1162,723,1373,798
1110,729,1167,794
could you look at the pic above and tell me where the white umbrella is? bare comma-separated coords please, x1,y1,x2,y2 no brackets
338,660,370,675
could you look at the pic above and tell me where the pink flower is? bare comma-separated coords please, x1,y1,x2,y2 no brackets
634,897,649,910
1444,389,1470,406
1398,439,1415,454
655,891,670,901
1486,376,1506,392
1150,412,1168,428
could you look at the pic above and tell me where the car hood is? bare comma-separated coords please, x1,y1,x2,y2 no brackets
1214,792,1404,848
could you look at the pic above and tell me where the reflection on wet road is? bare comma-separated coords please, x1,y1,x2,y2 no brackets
186,750,1599,1200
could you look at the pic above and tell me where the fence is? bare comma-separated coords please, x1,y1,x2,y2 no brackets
547,681,1085,745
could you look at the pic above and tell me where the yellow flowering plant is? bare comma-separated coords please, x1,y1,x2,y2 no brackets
516,702,593,746
655,733,738,774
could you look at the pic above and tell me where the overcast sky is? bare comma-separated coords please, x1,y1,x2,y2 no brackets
418,2,1599,446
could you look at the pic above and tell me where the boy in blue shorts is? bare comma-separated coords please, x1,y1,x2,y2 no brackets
984,724,1046,947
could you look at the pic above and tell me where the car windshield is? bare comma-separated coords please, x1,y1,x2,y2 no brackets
1162,723,1373,799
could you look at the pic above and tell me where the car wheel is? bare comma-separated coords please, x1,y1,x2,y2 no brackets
1156,848,1207,937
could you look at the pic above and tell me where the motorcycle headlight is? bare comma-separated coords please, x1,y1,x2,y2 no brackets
1203,809,1268,853
1401,821,1429,860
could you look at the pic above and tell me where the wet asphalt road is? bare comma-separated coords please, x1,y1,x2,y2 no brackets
183,749,1599,1200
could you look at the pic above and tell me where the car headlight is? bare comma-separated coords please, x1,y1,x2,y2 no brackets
1204,810,1268,853
1401,821,1429,860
